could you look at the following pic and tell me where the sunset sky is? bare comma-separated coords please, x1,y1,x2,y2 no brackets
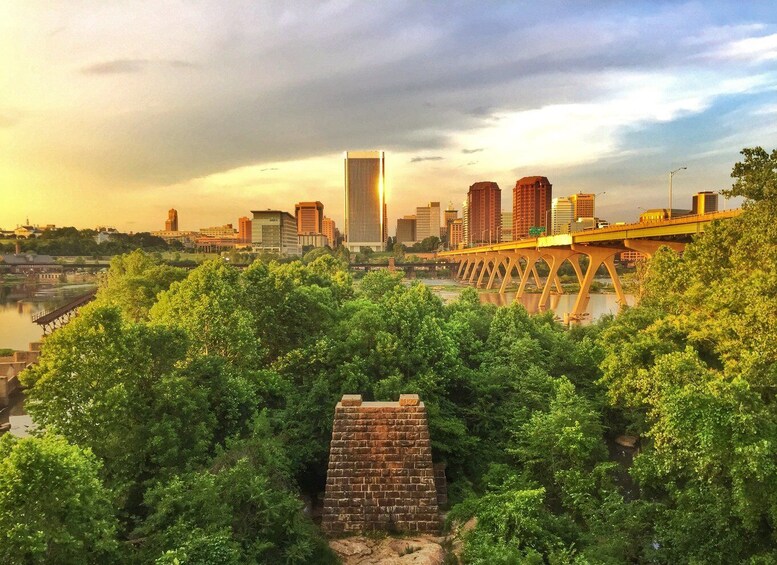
2,1,776,233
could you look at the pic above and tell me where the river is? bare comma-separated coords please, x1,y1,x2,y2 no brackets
412,278,634,322
0,281,97,350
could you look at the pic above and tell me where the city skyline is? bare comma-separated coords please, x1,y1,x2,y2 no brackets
3,2,776,231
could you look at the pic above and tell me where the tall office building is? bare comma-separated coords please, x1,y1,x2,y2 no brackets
462,200,469,246
295,201,325,235
569,193,595,220
443,204,458,241
344,151,385,252
551,197,574,235
501,212,513,242
467,182,501,245
238,216,252,243
322,216,337,246
449,218,463,248
165,208,179,231
513,176,552,239
396,216,417,245
692,191,718,215
251,210,301,256
415,202,441,241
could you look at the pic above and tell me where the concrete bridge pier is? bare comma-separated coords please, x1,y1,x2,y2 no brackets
571,245,626,316
538,248,582,309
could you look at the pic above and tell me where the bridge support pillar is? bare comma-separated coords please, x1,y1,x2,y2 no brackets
468,259,482,284
455,258,467,280
571,245,626,317
485,254,504,289
538,248,581,310
516,251,542,298
498,254,523,294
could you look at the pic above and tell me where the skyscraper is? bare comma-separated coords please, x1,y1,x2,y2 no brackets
462,200,469,246
501,212,513,242
568,193,595,220
251,210,301,256
322,216,337,246
551,197,574,235
165,208,179,231
395,216,417,245
467,182,501,245
295,201,325,235
238,216,252,243
692,191,718,215
449,218,463,249
513,176,552,239
344,151,385,252
415,202,441,242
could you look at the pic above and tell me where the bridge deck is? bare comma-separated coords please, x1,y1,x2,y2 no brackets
438,209,741,257
32,289,97,325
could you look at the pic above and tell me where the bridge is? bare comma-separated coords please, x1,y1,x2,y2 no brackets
32,289,97,334
437,210,740,319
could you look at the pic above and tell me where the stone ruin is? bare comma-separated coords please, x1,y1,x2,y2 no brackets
321,394,442,535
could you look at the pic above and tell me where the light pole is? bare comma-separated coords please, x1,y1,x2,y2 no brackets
668,167,687,219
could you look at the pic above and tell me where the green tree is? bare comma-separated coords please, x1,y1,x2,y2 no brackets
96,249,187,321
0,434,119,565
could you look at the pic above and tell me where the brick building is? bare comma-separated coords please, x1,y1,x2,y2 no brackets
467,181,501,245
513,176,552,239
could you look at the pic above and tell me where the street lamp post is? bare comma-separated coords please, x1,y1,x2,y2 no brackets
668,167,687,219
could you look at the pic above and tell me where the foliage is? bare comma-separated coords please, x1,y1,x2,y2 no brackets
16,148,777,565
0,433,118,565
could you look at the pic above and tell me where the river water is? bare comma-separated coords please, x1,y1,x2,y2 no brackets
413,278,634,322
0,282,97,350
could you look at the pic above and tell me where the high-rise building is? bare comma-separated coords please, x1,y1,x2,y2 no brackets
462,200,469,246
501,212,513,242
238,216,252,243
441,204,456,241
569,193,595,220
344,150,385,252
396,216,417,245
415,202,441,242
295,201,325,235
513,176,552,239
692,191,718,215
551,197,574,235
251,210,301,256
467,182,501,245
449,218,463,249
322,216,337,246
165,208,179,232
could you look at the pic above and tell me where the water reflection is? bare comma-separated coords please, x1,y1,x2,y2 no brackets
0,282,97,350
479,292,634,322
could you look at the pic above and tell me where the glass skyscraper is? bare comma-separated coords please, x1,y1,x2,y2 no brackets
344,151,385,252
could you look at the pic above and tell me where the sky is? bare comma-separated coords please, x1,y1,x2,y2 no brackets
1,1,776,234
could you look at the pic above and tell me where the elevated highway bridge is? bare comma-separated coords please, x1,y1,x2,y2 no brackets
437,210,741,318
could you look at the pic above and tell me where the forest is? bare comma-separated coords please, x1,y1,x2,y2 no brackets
1,147,776,564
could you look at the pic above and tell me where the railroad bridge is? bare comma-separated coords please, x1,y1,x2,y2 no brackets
437,210,740,318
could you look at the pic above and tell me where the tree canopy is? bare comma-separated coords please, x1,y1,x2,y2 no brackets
10,148,777,563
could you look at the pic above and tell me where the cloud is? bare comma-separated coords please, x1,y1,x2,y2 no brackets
462,148,484,154
80,58,197,75
80,59,149,75
410,156,444,163
260,167,279,172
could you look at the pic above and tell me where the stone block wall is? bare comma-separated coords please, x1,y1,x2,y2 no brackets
322,394,441,535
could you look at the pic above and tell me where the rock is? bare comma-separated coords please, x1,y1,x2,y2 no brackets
615,435,639,448
329,536,446,565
